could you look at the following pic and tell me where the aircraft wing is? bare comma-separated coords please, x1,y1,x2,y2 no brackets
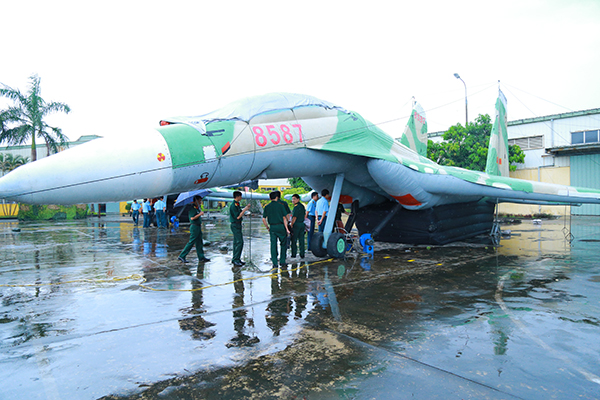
287,98,600,210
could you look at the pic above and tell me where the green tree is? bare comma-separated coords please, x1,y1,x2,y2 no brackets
0,153,29,174
288,177,312,191
0,74,71,161
427,114,525,172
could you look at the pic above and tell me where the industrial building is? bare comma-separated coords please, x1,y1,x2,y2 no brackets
427,107,600,216
503,108,600,216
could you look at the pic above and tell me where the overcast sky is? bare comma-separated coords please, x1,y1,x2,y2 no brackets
2,0,599,142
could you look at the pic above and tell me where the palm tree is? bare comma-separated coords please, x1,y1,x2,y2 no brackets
0,74,71,161
0,153,29,176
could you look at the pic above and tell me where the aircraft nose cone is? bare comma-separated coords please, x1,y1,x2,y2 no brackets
0,168,29,201
0,128,174,205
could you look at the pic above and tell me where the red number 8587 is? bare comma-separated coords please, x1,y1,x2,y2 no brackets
252,123,303,147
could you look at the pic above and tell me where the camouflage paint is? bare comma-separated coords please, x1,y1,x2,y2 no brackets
486,90,509,177
157,124,209,169
318,111,396,162
399,103,428,156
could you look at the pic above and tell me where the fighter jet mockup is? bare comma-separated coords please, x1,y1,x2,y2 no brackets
1,92,599,257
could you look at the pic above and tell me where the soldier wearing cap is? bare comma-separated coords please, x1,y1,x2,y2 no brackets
263,192,290,268
230,191,251,266
290,194,306,258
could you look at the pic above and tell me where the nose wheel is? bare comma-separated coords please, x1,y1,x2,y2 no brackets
310,231,348,258
310,232,328,257
327,232,347,258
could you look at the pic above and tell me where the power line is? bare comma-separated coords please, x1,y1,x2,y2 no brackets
502,82,573,113
502,85,600,173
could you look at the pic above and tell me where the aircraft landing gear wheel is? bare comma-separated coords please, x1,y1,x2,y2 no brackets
327,232,346,258
310,232,328,258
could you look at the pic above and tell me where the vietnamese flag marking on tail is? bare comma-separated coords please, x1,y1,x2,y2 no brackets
221,142,231,155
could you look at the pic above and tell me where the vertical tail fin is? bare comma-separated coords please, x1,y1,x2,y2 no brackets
486,89,509,177
399,101,428,156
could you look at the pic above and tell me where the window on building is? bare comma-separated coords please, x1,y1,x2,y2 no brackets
571,129,599,145
572,132,584,144
508,135,544,150
585,130,598,143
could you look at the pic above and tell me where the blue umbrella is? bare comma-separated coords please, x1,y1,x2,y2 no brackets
223,180,259,190
173,189,212,208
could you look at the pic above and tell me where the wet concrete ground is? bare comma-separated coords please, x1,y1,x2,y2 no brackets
1,214,600,399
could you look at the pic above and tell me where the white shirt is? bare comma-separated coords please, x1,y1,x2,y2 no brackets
315,197,329,218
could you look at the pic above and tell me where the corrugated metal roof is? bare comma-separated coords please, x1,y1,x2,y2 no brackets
428,108,600,139
508,108,600,127
547,143,600,155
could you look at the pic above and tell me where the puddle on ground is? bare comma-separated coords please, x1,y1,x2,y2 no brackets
1,215,600,399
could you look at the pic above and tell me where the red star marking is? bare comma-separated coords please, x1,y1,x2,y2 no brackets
157,153,166,162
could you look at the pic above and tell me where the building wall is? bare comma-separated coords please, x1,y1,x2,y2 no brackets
570,154,600,216
508,112,600,149
0,135,100,161
258,178,291,192
0,145,51,160
498,166,571,216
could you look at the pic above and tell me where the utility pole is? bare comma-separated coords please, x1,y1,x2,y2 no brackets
454,73,468,126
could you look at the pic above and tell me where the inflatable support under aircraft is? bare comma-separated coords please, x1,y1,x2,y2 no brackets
1,92,600,258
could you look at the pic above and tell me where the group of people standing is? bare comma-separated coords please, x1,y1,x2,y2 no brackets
305,189,347,247
131,198,168,228
262,191,306,268
175,188,345,268
262,188,346,267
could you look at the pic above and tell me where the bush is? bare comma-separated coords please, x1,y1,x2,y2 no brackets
18,204,89,220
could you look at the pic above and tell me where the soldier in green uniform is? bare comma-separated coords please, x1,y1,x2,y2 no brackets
230,191,251,266
178,195,211,263
274,190,291,218
263,192,290,268
274,190,292,248
290,194,306,258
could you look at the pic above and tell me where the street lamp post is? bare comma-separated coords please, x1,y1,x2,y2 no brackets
454,73,468,126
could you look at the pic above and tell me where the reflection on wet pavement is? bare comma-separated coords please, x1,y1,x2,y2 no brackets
1,216,600,399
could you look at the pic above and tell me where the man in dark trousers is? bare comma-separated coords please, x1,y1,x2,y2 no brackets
304,191,318,250
263,192,290,268
178,195,211,263
290,194,306,259
316,189,331,233
274,190,292,247
230,191,251,266
131,199,140,225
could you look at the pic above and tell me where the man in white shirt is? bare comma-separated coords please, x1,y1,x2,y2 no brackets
316,189,331,233
154,197,167,228
304,191,319,250
142,199,151,228
131,200,141,225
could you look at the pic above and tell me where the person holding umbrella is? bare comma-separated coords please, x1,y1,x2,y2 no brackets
178,195,211,263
